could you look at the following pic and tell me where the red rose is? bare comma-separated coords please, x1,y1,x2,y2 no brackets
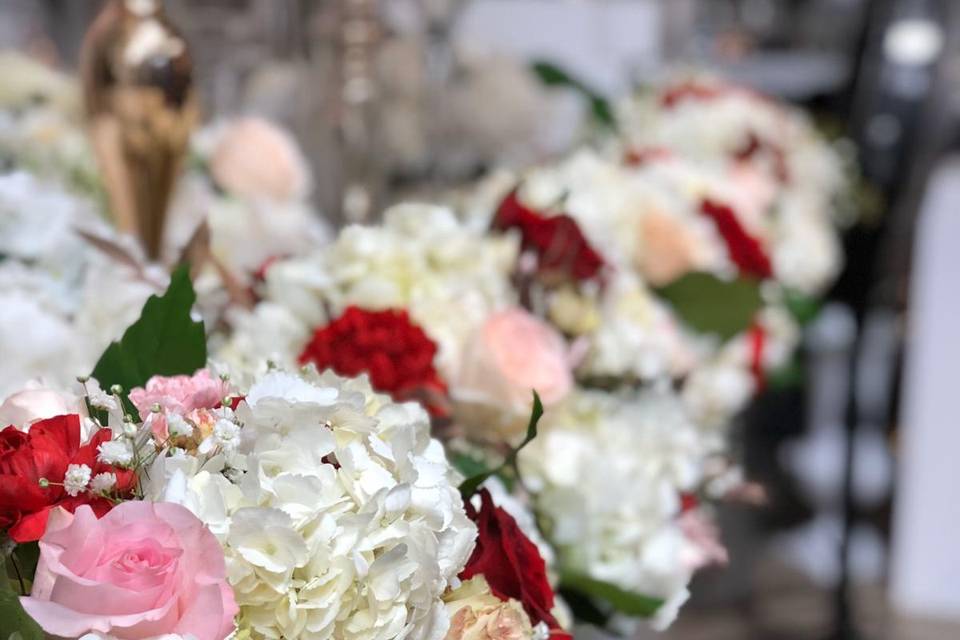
493,189,605,284
748,322,766,390
699,199,773,280
623,145,673,167
734,132,790,184
660,79,766,110
659,80,727,108
298,306,449,416
460,489,571,638
0,415,136,542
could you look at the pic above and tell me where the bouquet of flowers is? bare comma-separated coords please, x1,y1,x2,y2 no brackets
214,200,737,635
1,268,573,640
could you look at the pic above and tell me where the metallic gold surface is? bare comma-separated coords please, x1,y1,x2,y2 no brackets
81,0,197,259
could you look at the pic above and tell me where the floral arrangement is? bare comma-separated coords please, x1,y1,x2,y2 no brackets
0,51,851,639
214,201,739,635
1,269,573,640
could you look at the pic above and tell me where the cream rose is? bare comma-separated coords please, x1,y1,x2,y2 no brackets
444,577,536,640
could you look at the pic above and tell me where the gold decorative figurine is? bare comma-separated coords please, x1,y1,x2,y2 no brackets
80,0,198,260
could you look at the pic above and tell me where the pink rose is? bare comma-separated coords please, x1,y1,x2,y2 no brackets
0,385,83,429
129,369,229,439
22,502,237,640
455,309,572,430
209,117,311,202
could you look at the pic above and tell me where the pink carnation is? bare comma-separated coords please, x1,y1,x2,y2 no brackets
128,369,229,439
22,502,237,640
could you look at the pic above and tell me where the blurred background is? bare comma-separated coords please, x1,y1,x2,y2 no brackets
2,1,959,638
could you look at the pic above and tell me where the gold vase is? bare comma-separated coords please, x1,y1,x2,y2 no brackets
81,0,198,260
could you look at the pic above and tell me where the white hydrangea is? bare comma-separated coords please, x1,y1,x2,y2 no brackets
520,388,716,627
575,271,701,382
151,369,476,640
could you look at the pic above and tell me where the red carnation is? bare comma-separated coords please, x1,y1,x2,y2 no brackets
298,306,449,415
0,414,136,542
493,189,605,284
699,199,773,280
461,489,572,639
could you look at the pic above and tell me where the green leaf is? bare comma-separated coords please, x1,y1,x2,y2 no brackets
558,587,611,628
0,568,43,640
459,391,544,499
766,356,805,390
531,61,616,129
90,264,206,416
11,544,38,587
560,572,664,618
449,451,491,480
783,289,821,326
656,272,764,341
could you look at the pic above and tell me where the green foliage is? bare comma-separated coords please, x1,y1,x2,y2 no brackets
559,572,665,618
657,272,764,341
0,567,43,640
531,61,616,129
90,264,206,416
458,391,544,499
783,288,821,326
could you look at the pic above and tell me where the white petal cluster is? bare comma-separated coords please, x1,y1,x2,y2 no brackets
217,204,519,379
64,463,92,496
520,388,715,623
153,369,476,640
0,172,162,397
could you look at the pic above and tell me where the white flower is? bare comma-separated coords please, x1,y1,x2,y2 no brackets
90,472,117,494
520,388,714,624
166,413,194,438
152,369,476,640
63,463,92,497
683,360,756,428
97,439,134,466
85,379,120,412
211,418,241,451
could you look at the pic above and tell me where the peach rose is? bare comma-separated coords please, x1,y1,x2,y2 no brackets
455,309,572,437
21,502,237,640
636,210,706,286
444,577,535,640
209,117,311,202
0,385,82,428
